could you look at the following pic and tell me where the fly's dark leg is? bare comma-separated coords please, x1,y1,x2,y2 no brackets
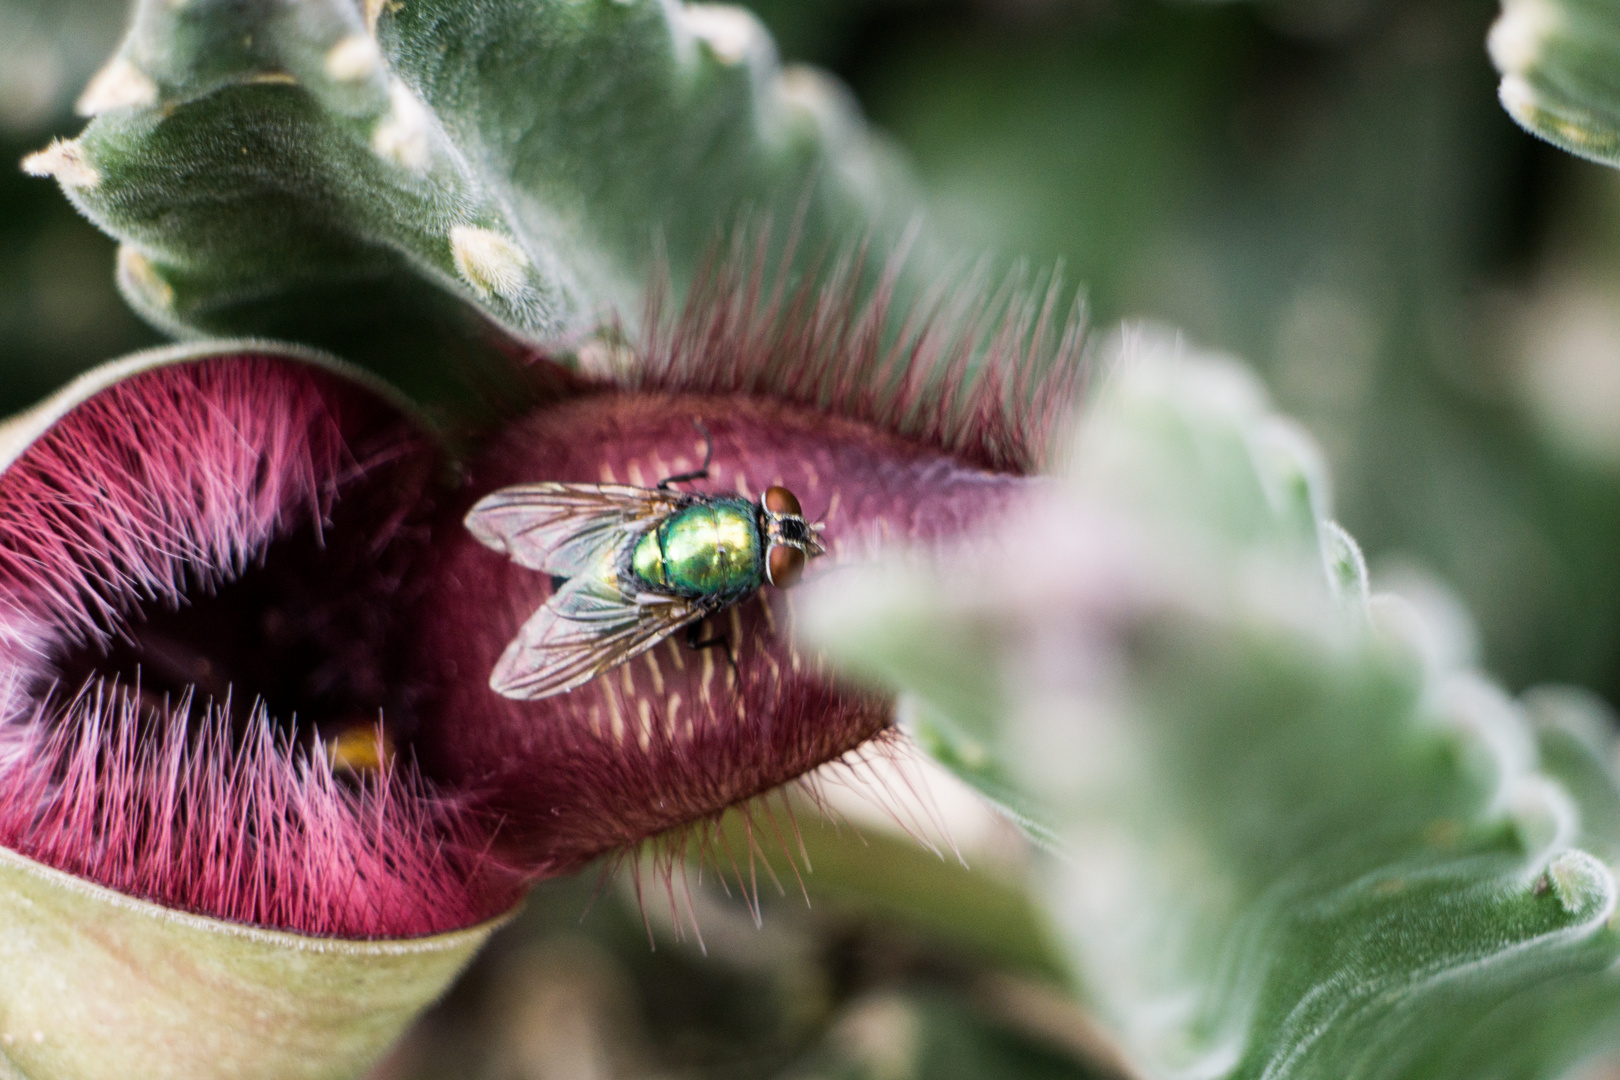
658,419,714,489
684,614,740,684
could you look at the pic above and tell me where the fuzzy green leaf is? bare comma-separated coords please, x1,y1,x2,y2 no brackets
24,0,914,397
1490,0,1620,167
804,329,1620,1080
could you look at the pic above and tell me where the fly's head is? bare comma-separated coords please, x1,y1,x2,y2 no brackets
759,485,827,589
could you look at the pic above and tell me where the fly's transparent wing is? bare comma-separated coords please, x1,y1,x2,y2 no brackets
490,573,711,699
465,483,688,576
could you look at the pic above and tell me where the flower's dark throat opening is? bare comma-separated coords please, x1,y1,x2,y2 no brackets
0,356,522,938
46,451,433,766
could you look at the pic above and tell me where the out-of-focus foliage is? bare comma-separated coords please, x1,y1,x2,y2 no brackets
1490,0,1620,168
746,0,1620,715
381,821,1107,1080
807,333,1620,1080
0,0,125,134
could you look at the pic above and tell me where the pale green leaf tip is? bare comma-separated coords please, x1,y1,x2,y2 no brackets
449,225,534,302
677,4,772,69
74,56,157,116
1544,849,1615,919
324,34,382,84
1488,0,1564,77
19,139,99,189
1319,520,1369,604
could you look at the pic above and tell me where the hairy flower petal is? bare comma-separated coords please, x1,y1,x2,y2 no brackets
0,344,522,938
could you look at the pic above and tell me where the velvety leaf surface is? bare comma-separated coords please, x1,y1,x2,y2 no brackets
0,845,497,1080
804,329,1620,1080
29,0,914,399
1490,0,1620,167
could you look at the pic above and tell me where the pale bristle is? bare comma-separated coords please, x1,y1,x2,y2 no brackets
796,728,964,866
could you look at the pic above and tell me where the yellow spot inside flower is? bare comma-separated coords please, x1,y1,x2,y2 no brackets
325,724,396,774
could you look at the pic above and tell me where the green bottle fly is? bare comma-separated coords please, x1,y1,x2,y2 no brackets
466,463,826,699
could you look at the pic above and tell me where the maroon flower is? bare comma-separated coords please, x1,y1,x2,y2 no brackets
0,259,1081,944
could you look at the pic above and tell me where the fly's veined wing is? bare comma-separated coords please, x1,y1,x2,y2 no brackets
490,572,710,699
465,483,688,576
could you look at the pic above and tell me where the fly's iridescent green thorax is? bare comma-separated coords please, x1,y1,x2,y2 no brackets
630,498,762,597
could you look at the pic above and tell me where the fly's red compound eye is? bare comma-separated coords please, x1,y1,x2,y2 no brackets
767,543,806,588
763,486,802,516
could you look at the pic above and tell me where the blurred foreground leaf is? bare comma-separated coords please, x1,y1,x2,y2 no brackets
858,0,1620,708
806,329,1620,1079
773,988,1112,1080
386,866,1106,1080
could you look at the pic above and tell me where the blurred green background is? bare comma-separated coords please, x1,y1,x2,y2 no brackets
7,0,1620,1075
